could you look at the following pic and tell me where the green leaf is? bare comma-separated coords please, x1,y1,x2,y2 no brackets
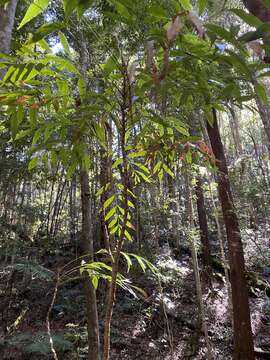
134,162,149,174
238,30,260,43
44,55,80,75
124,229,132,241
255,82,269,106
18,0,49,29
162,164,174,177
225,51,251,77
78,78,86,98
135,170,150,183
230,9,262,28
91,276,99,289
238,22,270,43
59,31,71,55
29,108,38,125
96,186,105,197
185,151,192,164
15,129,31,140
29,22,65,44
67,163,77,178
32,128,43,145
112,158,123,169
128,151,146,158
28,157,39,171
129,284,148,298
57,79,69,109
62,0,78,16
81,154,90,172
108,0,132,20
110,225,119,235
180,0,192,11
93,123,106,144
131,254,146,272
127,200,135,209
153,161,161,174
174,124,189,136
205,24,234,42
198,0,207,16
105,206,116,221
121,252,132,272
147,5,168,20
101,55,118,75
108,217,117,229
103,195,115,210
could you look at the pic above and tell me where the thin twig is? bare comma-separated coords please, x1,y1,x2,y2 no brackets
46,269,60,360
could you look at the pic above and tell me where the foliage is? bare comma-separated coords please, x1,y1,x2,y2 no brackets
3,331,73,356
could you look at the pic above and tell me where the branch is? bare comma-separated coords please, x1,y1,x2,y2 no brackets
46,269,60,360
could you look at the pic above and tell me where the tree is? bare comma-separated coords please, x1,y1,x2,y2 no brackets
207,109,254,360
2,1,270,359
0,0,18,54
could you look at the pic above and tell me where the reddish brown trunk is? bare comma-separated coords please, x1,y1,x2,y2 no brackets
206,109,254,360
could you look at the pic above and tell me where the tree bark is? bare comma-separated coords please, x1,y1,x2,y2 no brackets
244,0,270,153
255,96,270,155
69,176,77,244
186,170,213,360
195,176,212,285
243,0,270,22
206,109,254,360
0,0,18,54
80,169,101,360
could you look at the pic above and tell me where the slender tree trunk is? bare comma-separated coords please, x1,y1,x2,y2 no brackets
0,0,18,54
186,170,213,360
50,177,66,236
206,109,254,360
208,179,233,323
80,169,101,360
243,1,270,152
255,97,270,155
195,176,212,285
103,116,129,360
75,32,101,360
103,60,132,360
168,174,180,249
226,104,243,163
69,176,77,244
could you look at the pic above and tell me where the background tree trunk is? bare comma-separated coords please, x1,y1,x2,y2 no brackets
80,169,101,360
195,176,212,285
206,109,254,360
0,0,18,54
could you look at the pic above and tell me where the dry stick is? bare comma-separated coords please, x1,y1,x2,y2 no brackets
46,269,60,360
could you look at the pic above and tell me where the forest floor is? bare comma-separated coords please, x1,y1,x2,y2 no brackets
0,224,270,359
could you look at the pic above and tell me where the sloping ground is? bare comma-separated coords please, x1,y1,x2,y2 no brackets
0,236,269,359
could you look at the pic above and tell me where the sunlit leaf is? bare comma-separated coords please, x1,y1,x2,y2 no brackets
28,157,39,171
18,0,49,29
